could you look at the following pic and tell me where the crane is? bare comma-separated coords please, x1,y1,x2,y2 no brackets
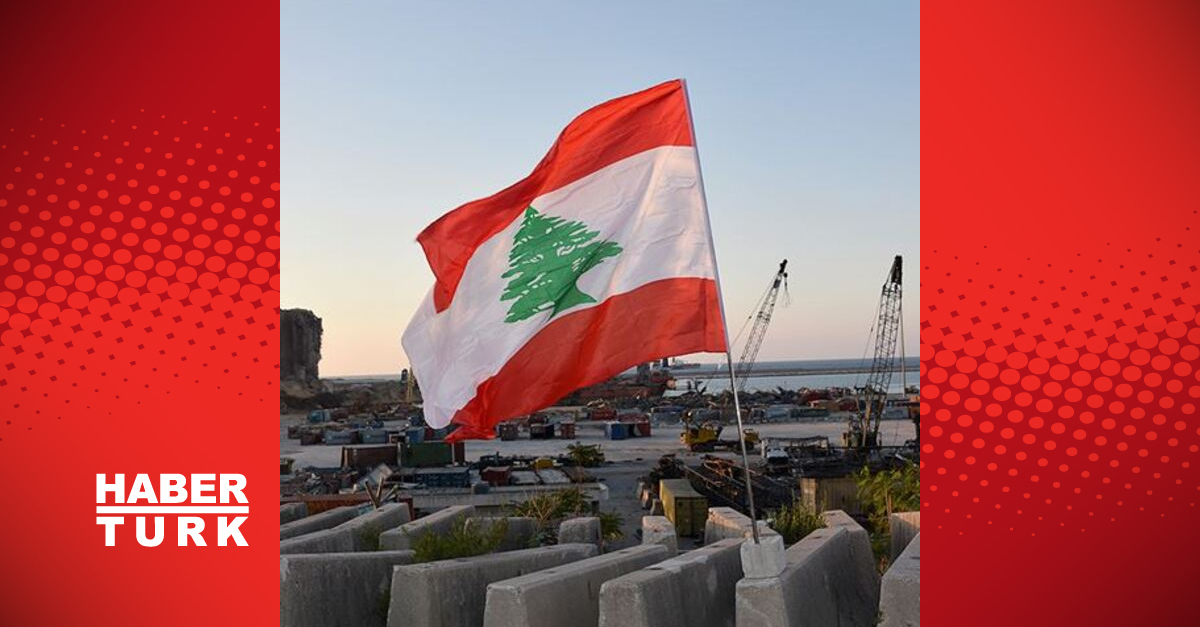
734,259,789,394
847,255,904,453
681,259,786,452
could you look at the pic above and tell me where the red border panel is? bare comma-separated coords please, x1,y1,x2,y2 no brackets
925,2,1200,624
0,2,279,625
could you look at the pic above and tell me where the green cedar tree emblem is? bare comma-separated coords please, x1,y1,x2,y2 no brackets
500,206,622,323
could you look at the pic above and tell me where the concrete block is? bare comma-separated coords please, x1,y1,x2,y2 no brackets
705,507,754,544
379,504,475,551
281,527,356,555
281,503,411,554
341,503,413,551
483,544,670,627
280,550,414,627
735,510,880,627
559,516,601,548
280,505,361,540
705,507,779,545
880,533,920,627
749,521,778,541
598,538,743,627
640,516,677,556
740,533,786,579
386,543,598,627
889,512,920,562
465,517,539,552
281,502,308,525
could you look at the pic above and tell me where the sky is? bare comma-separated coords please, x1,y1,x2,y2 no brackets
281,1,920,377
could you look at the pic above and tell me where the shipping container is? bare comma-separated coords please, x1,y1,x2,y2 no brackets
481,466,512,487
497,422,520,441
324,430,359,446
659,478,708,537
401,442,454,468
605,422,628,440
633,421,652,437
797,476,861,515
341,444,399,470
410,467,472,489
558,422,577,439
588,407,617,422
360,428,389,444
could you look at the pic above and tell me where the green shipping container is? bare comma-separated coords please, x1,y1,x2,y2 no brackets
659,478,708,537
402,442,454,468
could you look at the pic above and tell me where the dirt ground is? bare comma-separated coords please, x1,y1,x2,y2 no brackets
280,414,916,467
280,415,916,548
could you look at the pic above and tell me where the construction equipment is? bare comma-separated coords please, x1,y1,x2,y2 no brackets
732,259,789,394
681,411,760,452
846,255,905,453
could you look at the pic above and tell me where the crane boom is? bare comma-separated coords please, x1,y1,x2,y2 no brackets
848,255,904,452
734,260,788,394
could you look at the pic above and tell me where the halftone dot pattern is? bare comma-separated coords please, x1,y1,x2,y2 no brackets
922,227,1200,535
0,109,280,441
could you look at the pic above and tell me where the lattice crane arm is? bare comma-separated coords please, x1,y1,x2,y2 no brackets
849,255,904,452
734,259,788,394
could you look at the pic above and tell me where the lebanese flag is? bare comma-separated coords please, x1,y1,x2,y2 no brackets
403,79,727,440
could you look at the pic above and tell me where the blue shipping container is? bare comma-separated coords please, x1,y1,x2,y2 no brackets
606,422,628,440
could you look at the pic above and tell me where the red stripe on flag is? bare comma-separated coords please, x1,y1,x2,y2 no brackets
418,80,695,312
444,277,725,441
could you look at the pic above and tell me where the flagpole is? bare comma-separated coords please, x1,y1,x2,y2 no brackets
680,79,762,545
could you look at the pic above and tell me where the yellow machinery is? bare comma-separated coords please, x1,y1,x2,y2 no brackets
681,416,760,452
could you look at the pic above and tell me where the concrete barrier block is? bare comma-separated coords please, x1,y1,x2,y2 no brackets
387,543,598,627
281,527,356,555
281,503,411,555
559,517,601,548
342,503,413,551
740,533,786,579
705,507,753,544
889,512,920,562
465,517,539,552
705,507,779,545
280,505,361,540
880,533,919,627
598,538,743,627
483,544,670,627
735,510,880,627
379,504,475,551
640,516,677,556
281,502,308,525
280,550,414,627
822,510,880,624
